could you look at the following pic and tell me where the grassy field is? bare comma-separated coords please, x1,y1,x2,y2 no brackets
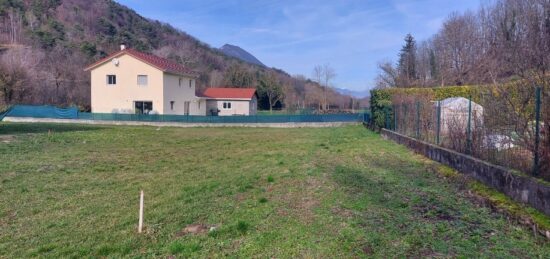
1,123,549,258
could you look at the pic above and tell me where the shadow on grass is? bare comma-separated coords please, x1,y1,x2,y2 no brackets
0,122,104,135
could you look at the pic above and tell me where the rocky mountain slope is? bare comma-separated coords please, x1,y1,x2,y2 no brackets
219,44,265,67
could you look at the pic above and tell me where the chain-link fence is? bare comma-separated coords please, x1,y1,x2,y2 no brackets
384,85,548,181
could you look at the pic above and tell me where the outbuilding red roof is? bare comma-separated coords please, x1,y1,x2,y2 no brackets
200,87,257,99
84,48,197,77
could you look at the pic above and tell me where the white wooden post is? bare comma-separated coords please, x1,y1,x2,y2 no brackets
138,190,144,233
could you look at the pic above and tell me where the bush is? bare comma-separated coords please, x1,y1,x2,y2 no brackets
370,86,479,129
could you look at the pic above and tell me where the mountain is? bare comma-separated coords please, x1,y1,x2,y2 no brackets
219,44,265,67
334,88,370,98
0,0,356,111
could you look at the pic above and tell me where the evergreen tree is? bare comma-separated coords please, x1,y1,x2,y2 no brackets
397,34,417,87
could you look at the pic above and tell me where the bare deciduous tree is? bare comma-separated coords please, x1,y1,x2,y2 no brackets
259,71,284,113
322,64,336,110
377,0,550,88
375,61,399,89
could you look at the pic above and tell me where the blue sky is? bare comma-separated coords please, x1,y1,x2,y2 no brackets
116,0,481,91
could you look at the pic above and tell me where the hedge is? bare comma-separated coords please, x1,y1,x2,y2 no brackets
370,80,547,129
369,85,481,129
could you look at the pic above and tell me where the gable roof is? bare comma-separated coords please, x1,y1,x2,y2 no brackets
439,97,483,110
200,87,257,100
84,48,198,77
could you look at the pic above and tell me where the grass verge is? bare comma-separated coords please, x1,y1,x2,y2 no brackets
1,123,549,257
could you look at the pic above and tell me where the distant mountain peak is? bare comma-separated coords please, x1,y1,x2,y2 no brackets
334,87,370,98
219,44,265,67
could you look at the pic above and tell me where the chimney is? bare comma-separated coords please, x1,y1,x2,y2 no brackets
120,44,126,50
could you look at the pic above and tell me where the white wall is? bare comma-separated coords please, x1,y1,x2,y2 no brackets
162,74,206,115
90,53,204,115
90,54,164,114
206,99,253,116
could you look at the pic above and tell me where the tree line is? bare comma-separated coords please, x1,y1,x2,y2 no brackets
376,0,550,89
220,62,352,113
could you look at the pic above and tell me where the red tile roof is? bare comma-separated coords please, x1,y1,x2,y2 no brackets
200,87,257,99
84,48,198,77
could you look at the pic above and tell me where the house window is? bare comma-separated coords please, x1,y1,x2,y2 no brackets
179,78,182,87
170,101,175,110
107,75,116,85
137,75,148,86
189,79,192,88
198,101,201,109
223,102,232,109
134,101,153,114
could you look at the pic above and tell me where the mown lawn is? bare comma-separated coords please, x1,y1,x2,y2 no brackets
0,123,549,258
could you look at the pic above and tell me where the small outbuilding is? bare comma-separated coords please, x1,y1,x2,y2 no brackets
200,88,258,116
438,97,483,134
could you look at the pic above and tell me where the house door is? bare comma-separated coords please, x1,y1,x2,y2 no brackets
184,101,190,115
135,101,153,114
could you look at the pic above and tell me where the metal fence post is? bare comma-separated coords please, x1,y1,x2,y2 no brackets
436,100,441,145
394,105,398,132
534,87,541,176
403,103,408,135
385,107,390,129
415,101,420,139
466,96,472,155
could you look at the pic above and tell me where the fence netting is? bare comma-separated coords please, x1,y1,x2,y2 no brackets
386,83,548,181
1,105,369,124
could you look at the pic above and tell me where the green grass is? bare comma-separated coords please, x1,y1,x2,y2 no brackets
1,123,549,257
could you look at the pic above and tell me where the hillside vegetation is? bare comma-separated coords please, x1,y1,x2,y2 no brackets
0,0,358,111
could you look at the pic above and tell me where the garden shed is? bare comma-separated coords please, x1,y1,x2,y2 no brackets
438,97,484,134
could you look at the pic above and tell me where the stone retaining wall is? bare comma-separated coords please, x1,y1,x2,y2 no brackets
381,128,550,216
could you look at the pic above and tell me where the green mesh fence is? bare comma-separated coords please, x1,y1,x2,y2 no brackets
1,105,369,124
0,107,11,121
385,86,548,180
4,105,78,119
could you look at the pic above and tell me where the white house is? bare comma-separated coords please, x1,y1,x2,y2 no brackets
84,45,204,115
200,88,258,116
84,45,257,116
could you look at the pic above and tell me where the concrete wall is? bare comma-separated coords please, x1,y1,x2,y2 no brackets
381,128,550,216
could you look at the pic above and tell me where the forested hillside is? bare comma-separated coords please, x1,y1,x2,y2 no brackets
0,0,359,111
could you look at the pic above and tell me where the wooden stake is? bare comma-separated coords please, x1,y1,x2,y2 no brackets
138,190,144,233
